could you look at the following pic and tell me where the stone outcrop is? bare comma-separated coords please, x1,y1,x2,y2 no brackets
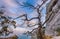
0,35,18,39
52,36,60,39
45,0,60,36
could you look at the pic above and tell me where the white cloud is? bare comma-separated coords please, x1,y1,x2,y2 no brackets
2,0,17,7
0,0,19,17
13,27,31,35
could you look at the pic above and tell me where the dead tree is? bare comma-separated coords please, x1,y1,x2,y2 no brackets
15,0,48,39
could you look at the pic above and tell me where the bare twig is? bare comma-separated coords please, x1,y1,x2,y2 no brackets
13,14,26,20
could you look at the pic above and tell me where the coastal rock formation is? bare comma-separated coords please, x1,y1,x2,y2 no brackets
45,0,60,36
0,35,17,39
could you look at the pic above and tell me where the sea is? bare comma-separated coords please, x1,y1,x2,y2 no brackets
17,34,31,39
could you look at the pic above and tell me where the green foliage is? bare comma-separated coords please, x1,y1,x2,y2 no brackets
0,8,16,36
55,28,60,36
11,21,16,28
56,28,60,33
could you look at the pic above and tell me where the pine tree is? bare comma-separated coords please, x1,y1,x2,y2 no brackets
0,8,16,36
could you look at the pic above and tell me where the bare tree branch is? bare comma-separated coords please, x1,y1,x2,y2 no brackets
42,11,52,26
13,14,26,20
27,24,38,27
28,17,38,21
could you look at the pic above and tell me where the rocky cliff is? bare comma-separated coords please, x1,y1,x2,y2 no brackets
45,0,60,36
0,35,17,39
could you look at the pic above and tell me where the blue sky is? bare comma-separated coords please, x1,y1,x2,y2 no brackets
0,0,50,35
0,0,46,16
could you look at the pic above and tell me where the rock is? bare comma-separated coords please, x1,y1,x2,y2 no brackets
52,36,60,39
45,0,60,36
0,35,18,39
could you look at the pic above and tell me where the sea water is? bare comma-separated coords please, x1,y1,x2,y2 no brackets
18,34,31,39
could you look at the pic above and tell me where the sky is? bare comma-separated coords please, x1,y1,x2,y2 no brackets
0,0,50,35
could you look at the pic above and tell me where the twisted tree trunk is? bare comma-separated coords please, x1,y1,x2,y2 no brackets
37,6,44,39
